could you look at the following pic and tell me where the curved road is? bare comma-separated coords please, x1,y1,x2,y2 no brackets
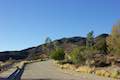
22,60,113,80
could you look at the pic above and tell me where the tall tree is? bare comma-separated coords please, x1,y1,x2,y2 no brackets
86,31,94,47
43,37,52,54
106,22,120,57
45,37,52,44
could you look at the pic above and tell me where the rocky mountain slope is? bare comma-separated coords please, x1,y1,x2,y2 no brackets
0,34,109,61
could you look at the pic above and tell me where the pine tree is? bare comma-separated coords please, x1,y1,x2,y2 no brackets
86,31,94,47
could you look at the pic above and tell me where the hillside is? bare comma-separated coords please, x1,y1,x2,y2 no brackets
0,34,109,61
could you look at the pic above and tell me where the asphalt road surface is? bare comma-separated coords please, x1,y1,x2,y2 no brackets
21,60,114,80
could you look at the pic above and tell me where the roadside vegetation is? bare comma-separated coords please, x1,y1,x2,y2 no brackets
49,48,65,60
48,22,120,79
0,59,14,73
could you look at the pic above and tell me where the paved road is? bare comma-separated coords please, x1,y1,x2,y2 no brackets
21,60,114,80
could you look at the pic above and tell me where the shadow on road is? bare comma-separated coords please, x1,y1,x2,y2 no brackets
0,78,6,80
0,64,26,80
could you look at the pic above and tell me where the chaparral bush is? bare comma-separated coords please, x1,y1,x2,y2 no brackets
49,48,65,60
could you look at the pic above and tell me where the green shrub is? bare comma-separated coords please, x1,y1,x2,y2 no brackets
69,46,99,66
69,47,86,65
94,37,107,54
83,47,99,66
49,48,65,60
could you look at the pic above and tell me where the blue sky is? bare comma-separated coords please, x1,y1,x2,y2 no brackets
0,0,120,51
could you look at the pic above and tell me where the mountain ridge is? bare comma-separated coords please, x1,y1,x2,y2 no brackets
0,33,109,61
